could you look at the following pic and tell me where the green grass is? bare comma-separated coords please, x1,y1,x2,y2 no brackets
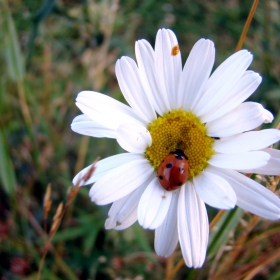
0,0,280,279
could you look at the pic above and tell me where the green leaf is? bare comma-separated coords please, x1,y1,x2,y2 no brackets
208,207,244,258
269,270,280,280
51,226,89,243
132,224,157,263
0,128,17,195
265,88,280,100
82,220,102,256
3,1,25,81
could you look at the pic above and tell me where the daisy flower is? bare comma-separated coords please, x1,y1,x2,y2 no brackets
72,28,280,268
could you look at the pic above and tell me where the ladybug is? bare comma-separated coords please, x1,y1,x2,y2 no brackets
157,149,190,191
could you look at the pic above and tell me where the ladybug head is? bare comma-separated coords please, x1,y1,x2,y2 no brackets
169,149,188,160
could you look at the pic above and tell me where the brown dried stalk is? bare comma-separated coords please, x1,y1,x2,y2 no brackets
43,184,52,233
36,158,99,280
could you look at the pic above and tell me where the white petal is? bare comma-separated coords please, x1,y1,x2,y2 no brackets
154,28,182,110
89,158,154,205
213,129,280,154
177,39,215,111
178,182,209,268
193,170,236,209
206,102,270,137
71,114,117,138
194,50,253,116
211,167,280,220
135,39,167,115
116,57,156,123
116,123,152,153
73,153,143,186
263,109,274,123
76,91,144,130
209,151,270,170
201,71,262,123
238,148,280,175
155,190,179,257
105,175,153,230
138,177,172,229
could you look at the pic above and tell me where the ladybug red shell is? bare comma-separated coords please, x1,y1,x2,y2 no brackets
157,149,190,191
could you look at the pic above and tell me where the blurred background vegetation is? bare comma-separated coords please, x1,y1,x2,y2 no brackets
0,0,280,279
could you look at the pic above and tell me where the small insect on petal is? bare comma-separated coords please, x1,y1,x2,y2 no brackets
171,45,180,56
157,149,190,191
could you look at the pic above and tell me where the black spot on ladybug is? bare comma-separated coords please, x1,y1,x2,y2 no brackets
166,163,173,168
159,175,163,180
179,167,184,173
178,182,183,186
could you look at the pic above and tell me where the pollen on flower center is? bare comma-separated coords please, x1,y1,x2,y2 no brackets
145,109,214,180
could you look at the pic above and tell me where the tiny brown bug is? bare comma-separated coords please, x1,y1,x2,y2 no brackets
171,45,180,56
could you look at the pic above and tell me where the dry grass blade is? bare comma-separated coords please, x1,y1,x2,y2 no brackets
209,215,260,279
209,210,225,231
73,157,99,189
235,0,259,52
243,248,280,280
36,158,99,280
43,184,52,233
37,202,64,280
242,226,280,250
50,202,64,236
164,258,185,280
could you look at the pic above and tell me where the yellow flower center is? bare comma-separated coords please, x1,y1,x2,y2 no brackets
145,109,214,180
